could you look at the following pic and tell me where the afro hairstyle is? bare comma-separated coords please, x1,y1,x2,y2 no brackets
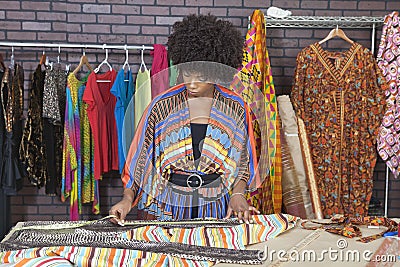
167,14,244,82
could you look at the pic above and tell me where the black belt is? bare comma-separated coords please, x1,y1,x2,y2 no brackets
169,173,220,189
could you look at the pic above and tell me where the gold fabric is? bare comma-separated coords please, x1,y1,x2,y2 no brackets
277,95,313,219
298,118,323,219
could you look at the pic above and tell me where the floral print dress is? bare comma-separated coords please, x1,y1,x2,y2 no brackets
291,42,388,218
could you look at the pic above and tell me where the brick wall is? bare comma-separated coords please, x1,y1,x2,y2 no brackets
0,0,399,233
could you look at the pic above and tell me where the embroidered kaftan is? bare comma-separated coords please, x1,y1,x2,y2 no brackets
291,42,387,218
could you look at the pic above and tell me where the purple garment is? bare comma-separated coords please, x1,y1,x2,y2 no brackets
377,11,400,178
150,44,169,99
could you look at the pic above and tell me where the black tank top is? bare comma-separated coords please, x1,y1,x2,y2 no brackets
190,123,207,161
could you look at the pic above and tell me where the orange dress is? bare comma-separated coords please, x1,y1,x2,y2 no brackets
291,42,388,218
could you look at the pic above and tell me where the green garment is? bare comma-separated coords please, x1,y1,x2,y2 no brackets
134,69,151,130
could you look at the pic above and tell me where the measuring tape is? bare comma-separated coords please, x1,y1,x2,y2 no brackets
269,228,323,267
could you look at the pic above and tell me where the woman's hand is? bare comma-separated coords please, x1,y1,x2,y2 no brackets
224,193,259,223
109,199,132,225
109,188,135,225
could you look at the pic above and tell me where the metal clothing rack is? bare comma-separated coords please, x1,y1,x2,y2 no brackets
0,42,154,50
265,15,383,28
264,15,389,217
265,15,384,51
0,42,154,66
0,42,154,239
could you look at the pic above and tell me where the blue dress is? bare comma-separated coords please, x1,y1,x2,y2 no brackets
110,69,134,173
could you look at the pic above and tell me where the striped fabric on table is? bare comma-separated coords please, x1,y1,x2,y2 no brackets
0,214,298,267
169,213,296,250
122,214,297,250
5,256,74,267
1,246,168,267
123,225,171,242
0,246,214,267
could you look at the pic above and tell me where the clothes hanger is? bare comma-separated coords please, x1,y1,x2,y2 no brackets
65,63,71,74
56,46,71,73
94,44,112,71
122,45,131,82
57,45,61,66
94,45,112,82
72,48,94,76
62,46,71,73
139,45,147,72
319,25,354,45
39,50,47,66
9,46,15,68
51,45,62,70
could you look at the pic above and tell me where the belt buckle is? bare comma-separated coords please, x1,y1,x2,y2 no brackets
186,173,203,189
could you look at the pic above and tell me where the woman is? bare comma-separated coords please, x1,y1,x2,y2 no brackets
110,14,260,223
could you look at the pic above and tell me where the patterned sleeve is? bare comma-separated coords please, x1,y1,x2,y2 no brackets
238,101,259,190
290,50,307,121
237,128,251,184
121,102,155,202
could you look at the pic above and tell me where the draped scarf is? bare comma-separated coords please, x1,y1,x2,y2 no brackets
122,83,259,219
231,9,282,213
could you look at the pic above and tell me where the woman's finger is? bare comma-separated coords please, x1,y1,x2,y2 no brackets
243,210,251,224
248,206,260,214
109,210,120,224
109,208,125,225
237,210,244,222
224,207,233,219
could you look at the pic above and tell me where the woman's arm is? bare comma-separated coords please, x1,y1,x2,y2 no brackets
110,99,158,224
109,188,135,225
232,179,247,195
224,179,259,223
